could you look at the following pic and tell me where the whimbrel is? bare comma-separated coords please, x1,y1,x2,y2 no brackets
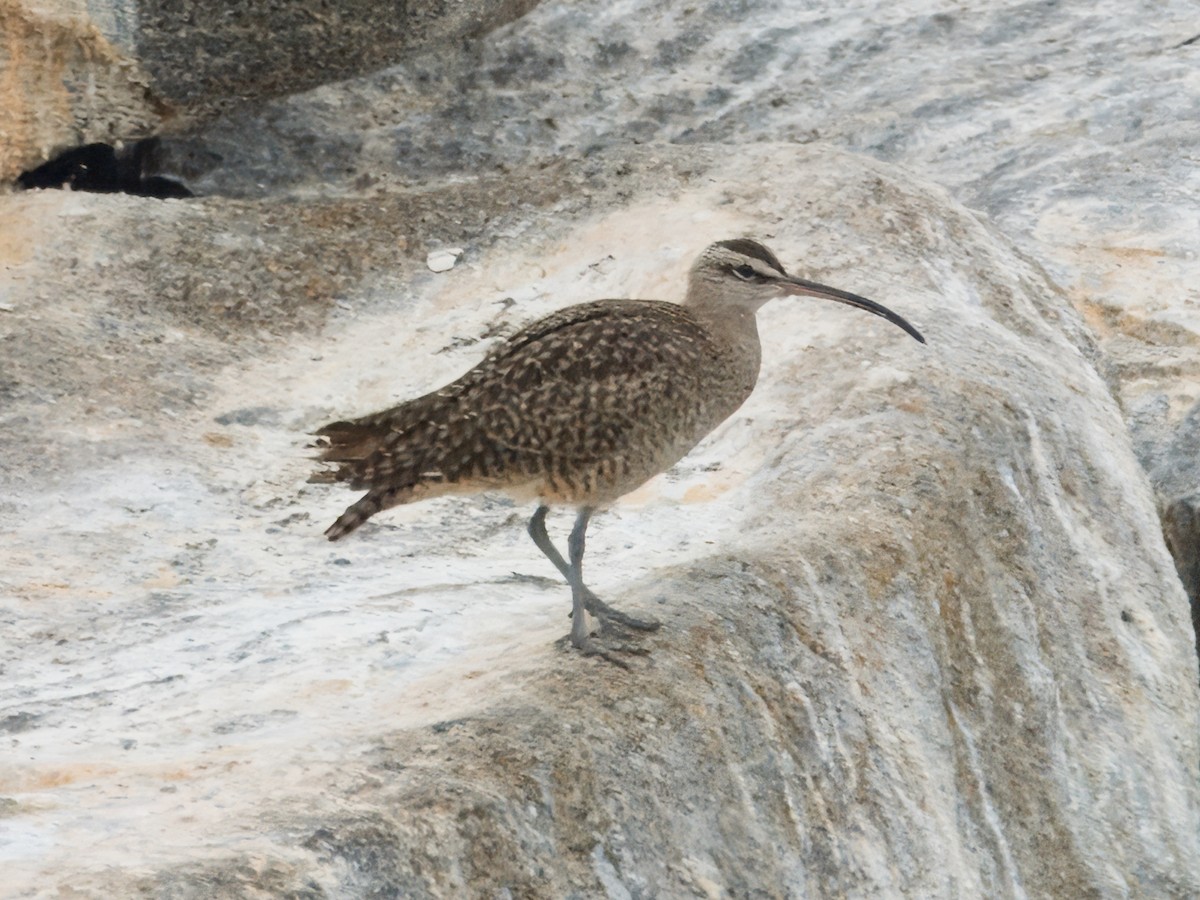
313,239,924,662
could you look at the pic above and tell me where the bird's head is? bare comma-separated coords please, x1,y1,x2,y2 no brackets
687,238,925,343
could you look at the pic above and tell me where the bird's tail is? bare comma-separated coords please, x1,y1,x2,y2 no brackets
325,486,414,541
311,403,452,538
310,419,385,483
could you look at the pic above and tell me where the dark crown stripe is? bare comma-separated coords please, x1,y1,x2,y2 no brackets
714,239,785,273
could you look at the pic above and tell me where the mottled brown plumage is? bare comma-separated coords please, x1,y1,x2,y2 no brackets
316,299,758,537
314,239,924,660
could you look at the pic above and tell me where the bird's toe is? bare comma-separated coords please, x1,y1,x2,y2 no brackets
584,592,662,632
557,632,650,669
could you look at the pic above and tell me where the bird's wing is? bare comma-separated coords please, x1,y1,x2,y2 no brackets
313,300,720,490
460,300,720,465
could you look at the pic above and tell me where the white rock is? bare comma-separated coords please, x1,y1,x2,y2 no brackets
426,247,463,273
3,0,1200,890
1,145,1198,896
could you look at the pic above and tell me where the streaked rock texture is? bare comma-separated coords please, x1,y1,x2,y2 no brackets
0,3,161,180
133,0,540,119
151,0,1200,638
0,0,538,180
169,0,1200,575
3,143,1198,897
3,0,1199,896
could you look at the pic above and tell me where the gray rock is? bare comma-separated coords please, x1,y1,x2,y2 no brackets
132,0,541,120
1,143,1197,895
1,0,539,180
3,0,1200,894
1165,493,1200,638
0,5,162,180
1138,396,1200,640
160,0,1200,636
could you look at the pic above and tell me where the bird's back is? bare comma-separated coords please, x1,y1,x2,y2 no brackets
314,298,760,535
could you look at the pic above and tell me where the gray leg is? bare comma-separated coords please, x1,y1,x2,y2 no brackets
567,507,592,649
528,505,571,579
527,506,661,632
561,509,648,668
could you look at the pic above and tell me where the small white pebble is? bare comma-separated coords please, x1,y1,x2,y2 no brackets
426,248,464,273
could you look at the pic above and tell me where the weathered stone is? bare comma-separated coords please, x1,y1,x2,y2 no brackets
0,3,161,180
4,0,1200,894
133,0,541,119
1,143,1197,896
1,0,539,181
1136,395,1200,656
159,0,1200,620
1164,494,1200,644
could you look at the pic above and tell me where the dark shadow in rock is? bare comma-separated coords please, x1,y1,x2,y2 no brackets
16,138,193,199
1163,495,1200,672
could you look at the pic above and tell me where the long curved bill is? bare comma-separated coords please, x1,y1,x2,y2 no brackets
780,275,926,344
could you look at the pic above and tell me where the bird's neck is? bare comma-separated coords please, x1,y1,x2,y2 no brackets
688,300,763,391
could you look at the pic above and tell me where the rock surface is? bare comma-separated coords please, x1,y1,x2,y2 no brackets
133,0,540,120
1,0,538,180
0,2,161,180
3,142,1199,897
169,0,1200,561
3,0,1200,896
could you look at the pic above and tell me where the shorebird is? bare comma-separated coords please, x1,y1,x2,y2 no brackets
313,239,924,662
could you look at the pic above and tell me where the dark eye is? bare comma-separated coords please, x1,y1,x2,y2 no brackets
733,264,756,280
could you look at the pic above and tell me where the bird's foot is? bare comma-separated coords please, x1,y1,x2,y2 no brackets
582,591,662,632
557,633,650,670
